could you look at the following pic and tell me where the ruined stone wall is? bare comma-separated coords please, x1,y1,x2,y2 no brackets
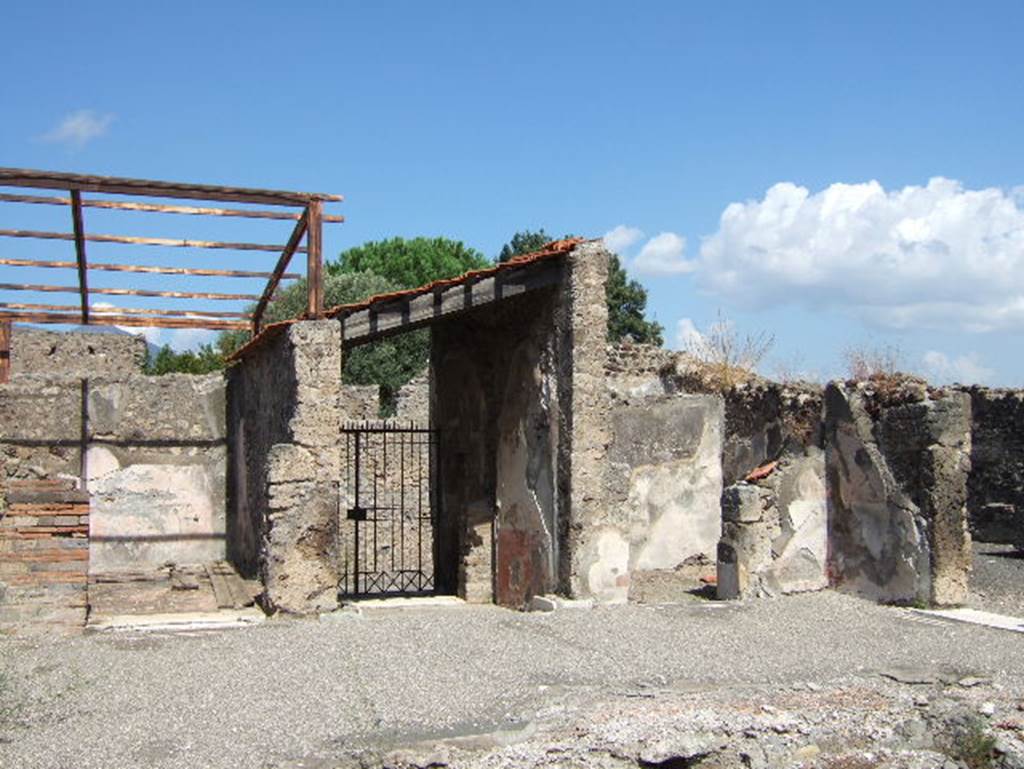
395,376,429,423
824,380,972,606
11,326,148,376
600,392,724,604
339,384,380,423
960,387,1024,547
227,321,342,614
716,449,828,599
0,373,227,573
432,288,561,605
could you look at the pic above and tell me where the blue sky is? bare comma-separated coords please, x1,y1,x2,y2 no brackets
2,2,1023,384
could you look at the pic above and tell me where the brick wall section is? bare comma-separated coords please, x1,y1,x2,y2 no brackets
0,479,89,629
11,326,147,376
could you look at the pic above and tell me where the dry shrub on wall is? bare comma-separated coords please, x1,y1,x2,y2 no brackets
842,343,905,381
681,310,775,392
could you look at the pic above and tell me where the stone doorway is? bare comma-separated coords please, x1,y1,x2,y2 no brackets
338,422,440,598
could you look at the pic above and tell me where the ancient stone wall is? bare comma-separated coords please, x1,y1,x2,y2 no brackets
0,373,227,573
601,392,724,604
10,326,148,376
227,321,342,614
339,384,380,422
716,449,828,599
824,380,972,606
0,479,90,631
395,376,429,423
961,387,1024,547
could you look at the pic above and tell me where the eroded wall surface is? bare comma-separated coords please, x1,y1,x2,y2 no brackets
717,448,828,599
962,387,1024,547
0,373,227,573
825,381,972,606
227,321,342,614
589,394,723,604
11,326,147,377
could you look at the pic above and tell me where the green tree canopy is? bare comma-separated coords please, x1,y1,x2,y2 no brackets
606,254,663,345
145,343,224,375
330,236,489,289
497,229,554,262
218,271,427,411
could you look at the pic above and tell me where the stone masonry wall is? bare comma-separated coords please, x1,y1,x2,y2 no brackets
0,373,227,573
825,380,972,606
961,387,1024,547
11,326,148,376
602,392,724,604
716,448,828,600
227,321,342,614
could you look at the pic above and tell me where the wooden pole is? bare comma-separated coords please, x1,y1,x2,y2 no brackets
252,211,308,335
306,200,323,318
0,320,9,383
70,190,89,324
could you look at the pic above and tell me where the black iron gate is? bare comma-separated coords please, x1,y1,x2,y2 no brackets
339,422,439,597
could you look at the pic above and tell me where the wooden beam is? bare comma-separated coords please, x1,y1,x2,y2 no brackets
0,310,248,331
0,283,262,301
70,190,89,324
0,167,342,207
0,191,343,222
306,200,323,318
0,228,308,254
0,301,249,319
0,319,9,383
252,211,307,334
340,260,563,347
0,258,301,280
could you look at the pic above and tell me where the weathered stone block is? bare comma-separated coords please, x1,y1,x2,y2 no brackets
825,381,972,607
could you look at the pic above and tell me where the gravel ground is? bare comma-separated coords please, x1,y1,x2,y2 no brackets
970,541,1024,617
1,590,1023,769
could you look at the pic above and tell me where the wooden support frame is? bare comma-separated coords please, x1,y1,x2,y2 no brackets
0,167,342,340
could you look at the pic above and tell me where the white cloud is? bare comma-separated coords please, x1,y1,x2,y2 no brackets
602,225,644,255
697,177,1024,332
922,350,994,385
40,109,114,149
674,317,705,351
634,232,697,275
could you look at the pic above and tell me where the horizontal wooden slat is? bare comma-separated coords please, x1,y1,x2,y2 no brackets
0,282,260,301
0,191,343,222
0,167,342,207
0,229,307,254
0,310,248,330
0,257,300,280
0,302,250,320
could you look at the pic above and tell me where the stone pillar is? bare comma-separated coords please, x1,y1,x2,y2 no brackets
229,320,343,615
825,381,972,607
556,241,611,598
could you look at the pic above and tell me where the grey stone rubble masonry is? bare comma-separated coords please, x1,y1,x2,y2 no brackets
10,326,148,377
825,380,973,607
0,372,227,572
235,321,343,615
960,386,1024,548
717,448,828,600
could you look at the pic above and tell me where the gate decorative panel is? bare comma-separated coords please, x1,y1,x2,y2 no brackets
339,422,438,597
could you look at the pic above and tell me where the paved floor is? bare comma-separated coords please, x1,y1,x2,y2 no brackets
1,589,1022,769
970,540,1024,617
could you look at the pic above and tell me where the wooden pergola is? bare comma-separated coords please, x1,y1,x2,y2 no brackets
0,168,342,379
